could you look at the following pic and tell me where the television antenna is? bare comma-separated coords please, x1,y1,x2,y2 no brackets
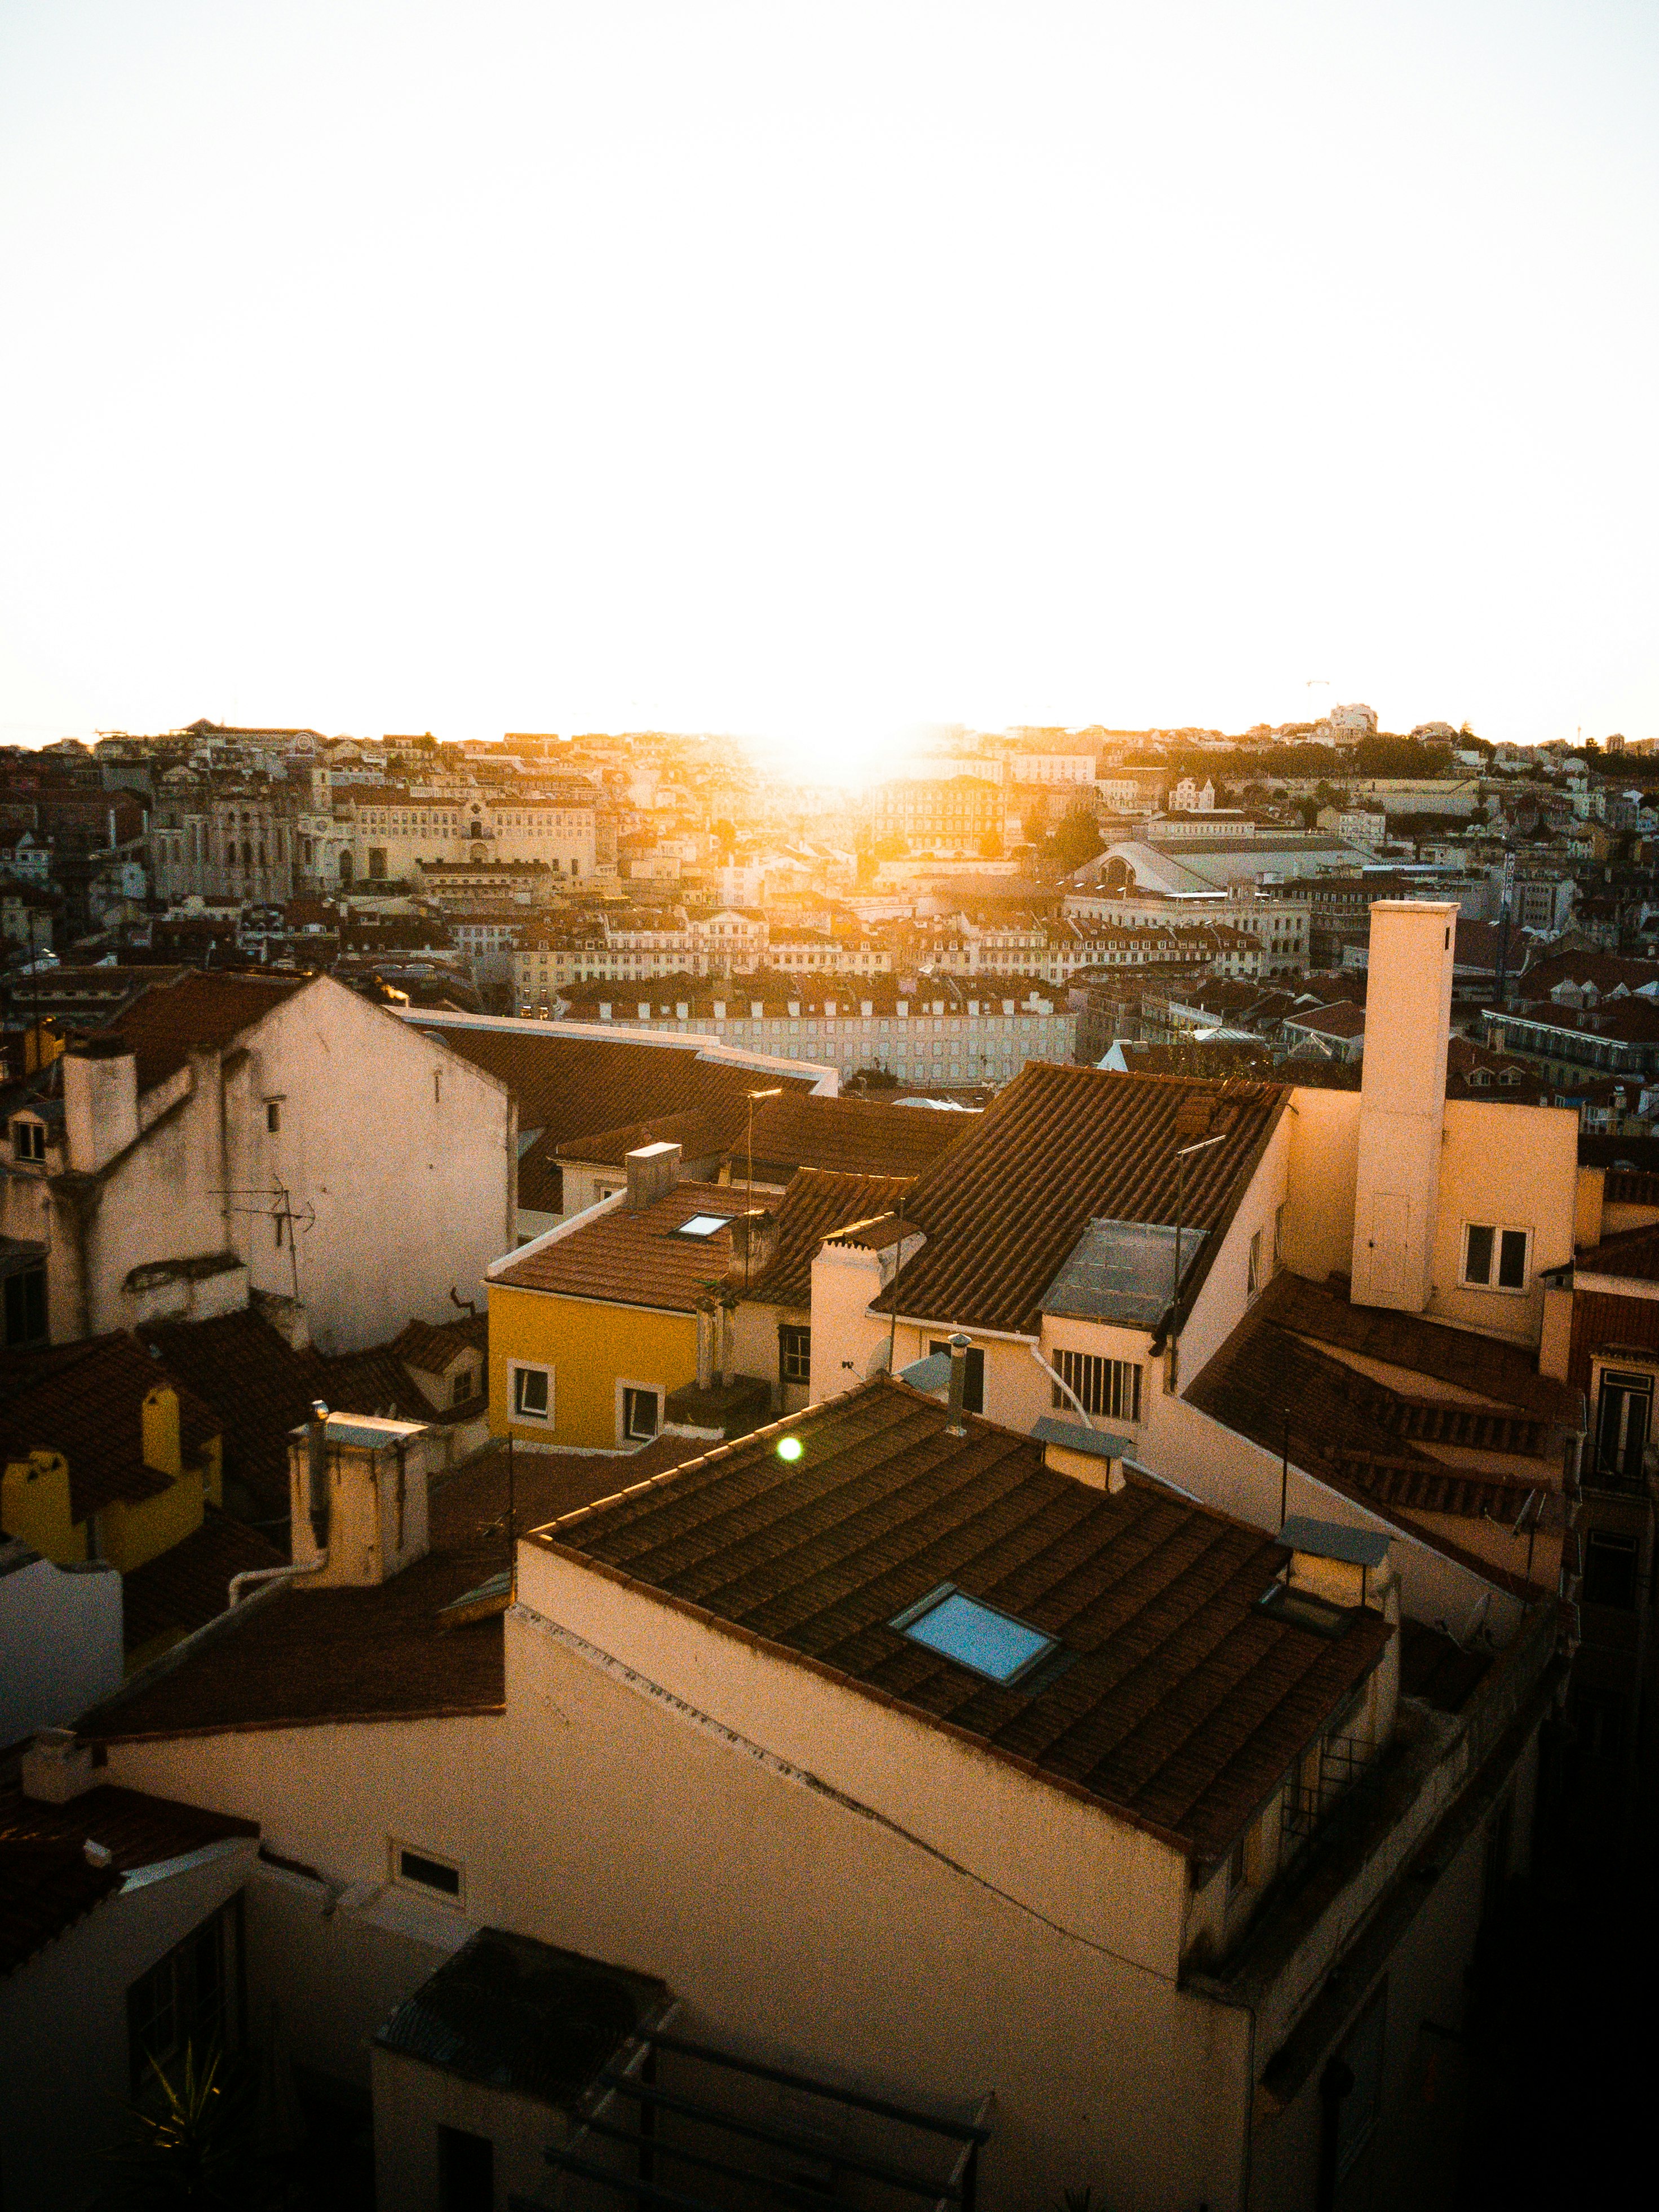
210,1179,316,1302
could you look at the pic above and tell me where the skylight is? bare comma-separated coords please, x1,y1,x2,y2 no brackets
891,1585,1058,1685
675,1214,733,1238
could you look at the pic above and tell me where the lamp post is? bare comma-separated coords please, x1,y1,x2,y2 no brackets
1172,1131,1228,1313
743,1086,783,1289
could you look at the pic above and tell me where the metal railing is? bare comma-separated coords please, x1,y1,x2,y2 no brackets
1280,1734,1382,1860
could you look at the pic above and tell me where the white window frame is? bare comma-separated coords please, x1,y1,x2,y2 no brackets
1460,1220,1532,1295
617,1379,662,1446
510,1361,553,1423
389,1837,465,1905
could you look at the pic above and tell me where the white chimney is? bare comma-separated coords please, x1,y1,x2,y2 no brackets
1350,901,1456,1313
626,1140,682,1212
21,1728,99,1803
63,1039,139,1174
286,1409,432,1587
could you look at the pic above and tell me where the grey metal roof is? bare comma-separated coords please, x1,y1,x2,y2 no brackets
375,1928,671,2108
1278,1516,1392,1569
1030,1416,1133,1461
1040,1218,1208,1326
897,1351,953,1392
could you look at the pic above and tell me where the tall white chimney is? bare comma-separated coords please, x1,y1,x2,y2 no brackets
1350,901,1457,1313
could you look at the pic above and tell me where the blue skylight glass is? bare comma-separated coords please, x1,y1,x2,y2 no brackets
894,1587,1058,1684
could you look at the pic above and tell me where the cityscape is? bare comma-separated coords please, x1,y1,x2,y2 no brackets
2,6,1656,2212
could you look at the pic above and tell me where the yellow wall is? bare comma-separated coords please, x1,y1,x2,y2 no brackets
102,1468,206,1574
2,1452,85,1564
488,1282,698,1450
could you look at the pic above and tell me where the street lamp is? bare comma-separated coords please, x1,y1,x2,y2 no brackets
743,1086,783,1289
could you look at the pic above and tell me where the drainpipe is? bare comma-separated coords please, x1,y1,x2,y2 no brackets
228,1558,325,1608
1026,1343,1094,1428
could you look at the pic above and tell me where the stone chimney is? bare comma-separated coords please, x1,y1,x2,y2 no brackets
1350,902,1457,1313
726,1209,778,1285
62,1038,139,1174
287,1408,432,1587
626,1140,682,1213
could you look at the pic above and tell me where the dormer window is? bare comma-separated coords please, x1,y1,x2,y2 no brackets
12,1119,45,1163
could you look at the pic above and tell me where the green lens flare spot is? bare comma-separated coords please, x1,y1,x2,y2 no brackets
776,1436,804,1463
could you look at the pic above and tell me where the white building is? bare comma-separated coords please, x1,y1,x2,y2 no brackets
0,971,515,1353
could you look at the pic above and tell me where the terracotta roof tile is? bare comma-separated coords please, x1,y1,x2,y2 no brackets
534,1377,1391,1862
494,1182,745,1312
555,1111,728,1168
872,1063,1289,1337
744,1091,972,1179
746,1170,918,1311
81,1447,631,1741
92,971,313,1092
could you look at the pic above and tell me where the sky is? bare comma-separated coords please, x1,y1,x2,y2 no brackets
1,1,1656,778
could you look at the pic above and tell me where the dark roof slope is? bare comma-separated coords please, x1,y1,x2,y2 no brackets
555,1109,727,1168
871,1063,1288,1336
122,1509,287,1652
534,1377,1390,1861
0,1334,222,1525
746,1091,971,1179
81,1448,629,1741
93,971,312,1092
0,1781,257,1975
1571,1222,1659,1284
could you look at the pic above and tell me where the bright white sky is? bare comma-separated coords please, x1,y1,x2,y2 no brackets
1,2,1655,776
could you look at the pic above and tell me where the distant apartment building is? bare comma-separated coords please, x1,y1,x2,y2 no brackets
1007,751,1098,786
1066,884,1311,972
868,776,1004,851
346,784,608,884
549,974,1073,1086
148,782,300,905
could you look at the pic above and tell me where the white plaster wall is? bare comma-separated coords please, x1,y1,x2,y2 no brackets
373,2045,570,2212
0,1839,256,2212
1282,1085,1362,1285
100,1651,1251,2212
0,1555,122,1740
220,977,516,1351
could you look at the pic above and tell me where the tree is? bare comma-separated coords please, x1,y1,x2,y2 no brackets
978,828,1004,859
100,2042,274,2209
1051,803,1104,873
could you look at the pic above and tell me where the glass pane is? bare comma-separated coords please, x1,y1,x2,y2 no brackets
1497,1229,1528,1289
900,1591,1055,1683
515,1369,548,1416
678,1214,732,1237
1465,1225,1494,1284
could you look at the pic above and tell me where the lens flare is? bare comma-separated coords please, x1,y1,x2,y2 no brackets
776,1436,804,1463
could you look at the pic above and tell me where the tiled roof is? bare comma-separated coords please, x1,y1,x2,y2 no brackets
0,1781,258,1975
413,1023,816,1215
746,1091,971,1179
1572,1223,1659,1284
745,1169,918,1311
92,971,313,1092
388,1313,489,1375
555,1109,728,1167
493,1182,742,1311
1185,1275,1570,1578
0,1334,221,1525
1283,1002,1366,1039
121,1508,287,1653
1565,1288,1659,1397
534,1378,1390,1862
871,1063,1288,1337
81,1447,629,1741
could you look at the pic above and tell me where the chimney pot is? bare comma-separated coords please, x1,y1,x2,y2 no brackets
945,1332,971,1435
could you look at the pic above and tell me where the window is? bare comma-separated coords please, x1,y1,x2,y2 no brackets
1050,1349,1141,1423
1247,1227,1263,1298
1594,1370,1652,1486
891,1585,1059,1685
394,1843,463,1899
451,1366,475,1406
11,1118,45,1163
1582,1528,1638,1609
779,1324,811,1384
1462,1222,1529,1291
3,1266,47,1350
1227,1830,1249,1897
1273,1201,1286,1267
126,1900,240,2091
675,1213,733,1239
622,1386,660,1443
511,1364,551,1422
928,1338,985,1413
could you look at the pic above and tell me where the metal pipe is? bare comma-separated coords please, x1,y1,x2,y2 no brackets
945,1333,970,1435
229,1557,325,1608
1025,1342,1094,1428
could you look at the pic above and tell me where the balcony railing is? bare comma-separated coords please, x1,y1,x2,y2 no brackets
1280,1734,1385,1864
